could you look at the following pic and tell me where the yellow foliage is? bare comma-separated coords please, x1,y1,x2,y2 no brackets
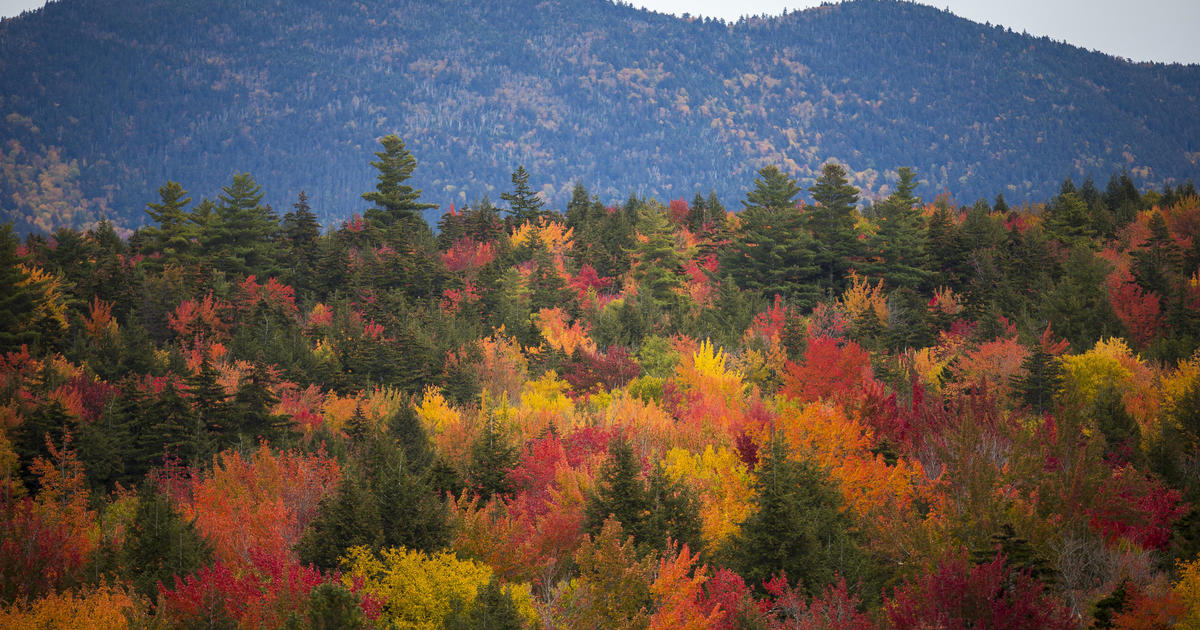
520,371,573,415
17,264,69,334
417,386,462,435
1059,337,1137,403
509,217,575,257
662,446,753,547
839,272,889,326
341,546,496,630
0,584,144,629
1175,555,1200,630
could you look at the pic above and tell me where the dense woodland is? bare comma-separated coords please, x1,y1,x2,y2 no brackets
1,132,1200,628
3,0,1200,233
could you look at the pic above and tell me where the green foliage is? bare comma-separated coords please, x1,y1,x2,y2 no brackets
124,481,212,601
500,166,547,225
807,162,862,295
363,134,436,228
306,583,366,630
728,436,869,597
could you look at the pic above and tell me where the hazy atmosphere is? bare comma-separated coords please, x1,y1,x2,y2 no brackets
4,0,1197,63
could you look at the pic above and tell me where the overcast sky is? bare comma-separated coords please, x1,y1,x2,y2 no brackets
2,0,1197,64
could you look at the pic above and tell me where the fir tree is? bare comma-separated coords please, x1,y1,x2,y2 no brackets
500,165,547,224
144,181,194,260
807,162,862,295
729,436,868,597
211,173,281,276
125,481,212,600
362,134,436,228
744,166,801,212
467,411,518,500
0,223,42,352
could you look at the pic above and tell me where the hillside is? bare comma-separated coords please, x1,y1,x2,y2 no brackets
1,0,1198,231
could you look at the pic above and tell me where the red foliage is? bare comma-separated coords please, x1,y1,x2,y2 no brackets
761,575,873,630
441,237,497,275
699,568,754,630
562,346,642,397
884,552,1074,630
0,435,97,601
1086,466,1186,550
159,551,332,629
750,295,790,344
1105,266,1164,348
669,198,691,225
168,292,230,341
507,427,611,517
781,336,873,406
237,275,299,317
568,264,615,304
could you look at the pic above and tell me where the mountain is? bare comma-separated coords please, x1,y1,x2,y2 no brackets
1,0,1197,232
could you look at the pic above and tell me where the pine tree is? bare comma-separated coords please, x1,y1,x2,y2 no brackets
366,436,448,552
362,134,436,228
924,198,966,291
144,181,194,260
444,578,527,630
632,204,684,309
744,166,801,212
211,173,281,276
0,223,41,352
500,165,547,224
229,361,290,447
730,436,867,597
125,481,212,600
807,162,862,295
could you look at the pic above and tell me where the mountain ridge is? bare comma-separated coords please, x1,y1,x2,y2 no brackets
1,0,1197,232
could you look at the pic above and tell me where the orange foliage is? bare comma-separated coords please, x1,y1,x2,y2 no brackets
537,307,596,356
0,583,143,629
648,544,721,630
775,400,920,519
162,444,340,569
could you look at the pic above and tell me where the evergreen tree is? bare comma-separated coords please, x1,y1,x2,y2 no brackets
211,173,280,276
632,204,684,310
500,165,547,224
307,583,366,630
443,578,527,630
565,182,594,232
466,411,518,500
807,162,862,294
1044,192,1095,247
296,466,383,570
868,167,928,289
229,361,291,447
585,438,648,537
0,223,42,352
362,134,436,227
924,198,966,291
124,481,212,600
744,166,801,212
1013,342,1062,414
993,192,1010,214
722,201,819,308
366,435,449,552
280,191,322,289
144,181,194,260
729,436,867,597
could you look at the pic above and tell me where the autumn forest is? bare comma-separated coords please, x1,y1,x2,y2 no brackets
1,132,1200,629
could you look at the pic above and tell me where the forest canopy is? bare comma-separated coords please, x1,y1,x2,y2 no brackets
1,133,1200,628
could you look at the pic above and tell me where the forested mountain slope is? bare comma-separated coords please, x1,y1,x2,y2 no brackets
1,0,1197,231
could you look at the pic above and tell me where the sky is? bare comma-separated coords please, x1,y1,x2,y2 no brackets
1,0,1197,64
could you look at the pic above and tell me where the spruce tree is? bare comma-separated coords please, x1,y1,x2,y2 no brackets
467,412,518,500
145,181,194,260
0,223,42,352
730,436,867,597
501,165,547,224
211,173,280,276
744,166,801,212
362,134,436,228
296,466,383,570
125,481,212,600
868,167,928,290
807,162,862,295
